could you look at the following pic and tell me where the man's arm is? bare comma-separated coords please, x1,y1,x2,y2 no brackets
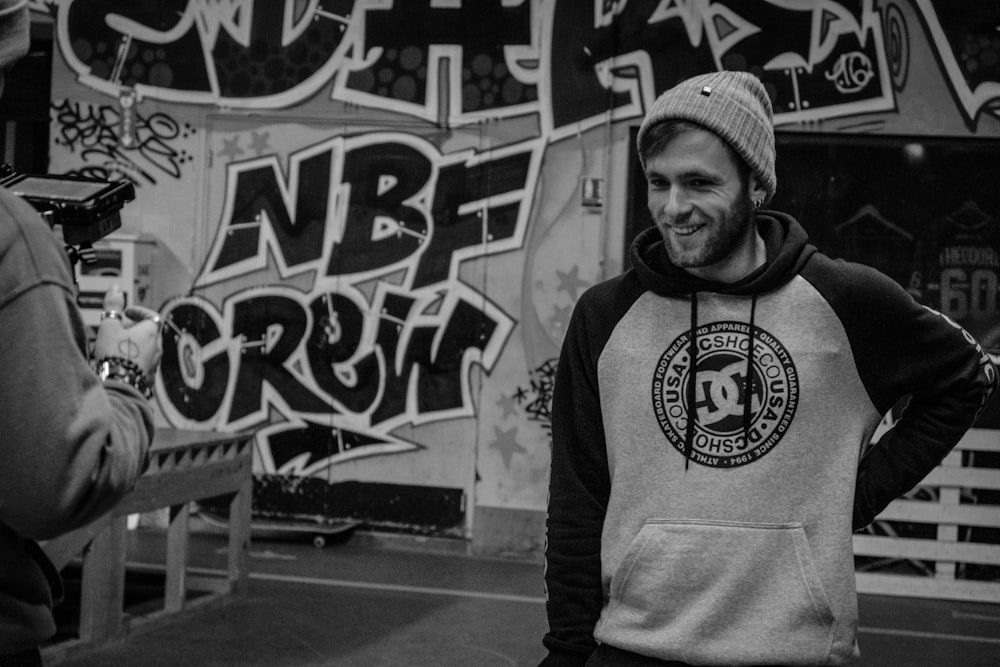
542,295,612,666
852,288,996,529
0,193,154,540
805,257,997,530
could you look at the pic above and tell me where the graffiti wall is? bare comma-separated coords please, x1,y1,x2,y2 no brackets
39,0,1000,551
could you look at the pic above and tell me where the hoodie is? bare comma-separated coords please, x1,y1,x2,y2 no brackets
0,188,154,653
542,213,996,666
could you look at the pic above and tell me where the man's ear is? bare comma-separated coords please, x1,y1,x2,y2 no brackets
749,174,768,205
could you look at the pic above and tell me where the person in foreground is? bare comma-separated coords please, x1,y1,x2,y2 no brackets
0,2,161,663
541,70,997,666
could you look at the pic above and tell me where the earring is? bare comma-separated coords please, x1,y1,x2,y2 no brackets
752,198,764,210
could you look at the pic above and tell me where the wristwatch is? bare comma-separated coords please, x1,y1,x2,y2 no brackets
93,356,153,399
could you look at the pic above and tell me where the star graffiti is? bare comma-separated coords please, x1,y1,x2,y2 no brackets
217,134,244,161
556,265,588,300
490,425,526,468
497,393,519,419
248,130,271,156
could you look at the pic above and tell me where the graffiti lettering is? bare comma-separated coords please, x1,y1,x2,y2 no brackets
256,418,423,476
157,281,514,435
199,134,543,287
547,0,891,137
49,0,997,134
336,0,538,122
912,0,1000,128
328,141,432,277
207,146,335,273
51,99,194,184
157,130,539,470
52,0,925,132
158,298,230,422
511,358,556,437
826,52,875,93
58,0,356,107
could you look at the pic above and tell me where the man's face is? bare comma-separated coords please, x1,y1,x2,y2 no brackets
645,127,763,283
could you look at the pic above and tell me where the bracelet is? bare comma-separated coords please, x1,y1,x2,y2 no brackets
93,356,153,399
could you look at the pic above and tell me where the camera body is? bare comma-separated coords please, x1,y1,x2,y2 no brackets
1,163,134,245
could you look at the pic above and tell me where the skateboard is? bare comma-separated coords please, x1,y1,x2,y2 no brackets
196,507,358,549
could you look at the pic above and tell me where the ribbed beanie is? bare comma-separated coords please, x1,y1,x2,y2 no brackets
636,70,776,203
0,0,29,73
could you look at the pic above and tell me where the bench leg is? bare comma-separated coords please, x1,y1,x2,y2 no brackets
164,503,190,612
79,515,127,643
228,477,252,592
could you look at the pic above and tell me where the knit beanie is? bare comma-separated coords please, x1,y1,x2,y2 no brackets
0,0,29,73
636,70,776,203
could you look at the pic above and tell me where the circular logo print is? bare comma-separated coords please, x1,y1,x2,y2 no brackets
651,321,798,468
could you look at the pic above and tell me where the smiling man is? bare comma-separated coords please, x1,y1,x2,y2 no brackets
540,71,997,666
644,120,764,283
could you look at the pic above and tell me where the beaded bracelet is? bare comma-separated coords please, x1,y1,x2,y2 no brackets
93,356,153,399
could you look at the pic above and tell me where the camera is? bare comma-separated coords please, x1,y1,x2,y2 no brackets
1,163,134,245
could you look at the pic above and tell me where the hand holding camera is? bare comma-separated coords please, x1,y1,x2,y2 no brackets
92,285,162,397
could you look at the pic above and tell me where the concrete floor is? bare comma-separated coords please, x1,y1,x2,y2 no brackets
43,528,1000,666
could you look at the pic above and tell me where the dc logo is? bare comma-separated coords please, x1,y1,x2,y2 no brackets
693,351,759,432
651,321,799,468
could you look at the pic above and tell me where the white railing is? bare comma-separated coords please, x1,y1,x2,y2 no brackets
854,428,1000,603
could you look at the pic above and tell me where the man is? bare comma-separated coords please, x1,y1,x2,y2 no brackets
0,1,162,662
541,70,997,666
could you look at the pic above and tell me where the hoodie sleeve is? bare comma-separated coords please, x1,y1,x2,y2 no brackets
0,192,154,540
804,257,997,530
541,282,621,666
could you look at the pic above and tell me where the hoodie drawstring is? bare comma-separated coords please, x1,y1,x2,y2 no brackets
683,293,758,471
743,295,758,441
684,293,698,471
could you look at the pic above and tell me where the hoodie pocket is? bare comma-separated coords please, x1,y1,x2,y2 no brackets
601,519,838,665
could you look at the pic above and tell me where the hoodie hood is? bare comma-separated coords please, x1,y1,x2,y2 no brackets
630,210,815,296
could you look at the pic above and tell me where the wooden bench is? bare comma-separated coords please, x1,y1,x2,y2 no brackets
41,428,253,660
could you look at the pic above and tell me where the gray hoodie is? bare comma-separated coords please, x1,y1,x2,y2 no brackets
542,213,996,666
0,187,154,653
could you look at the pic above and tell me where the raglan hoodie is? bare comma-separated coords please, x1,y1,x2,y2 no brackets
542,212,996,666
0,188,154,653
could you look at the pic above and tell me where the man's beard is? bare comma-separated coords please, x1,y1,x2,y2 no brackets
658,190,755,270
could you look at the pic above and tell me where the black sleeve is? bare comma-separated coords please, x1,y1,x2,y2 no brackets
803,256,997,530
852,289,997,528
541,285,617,666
